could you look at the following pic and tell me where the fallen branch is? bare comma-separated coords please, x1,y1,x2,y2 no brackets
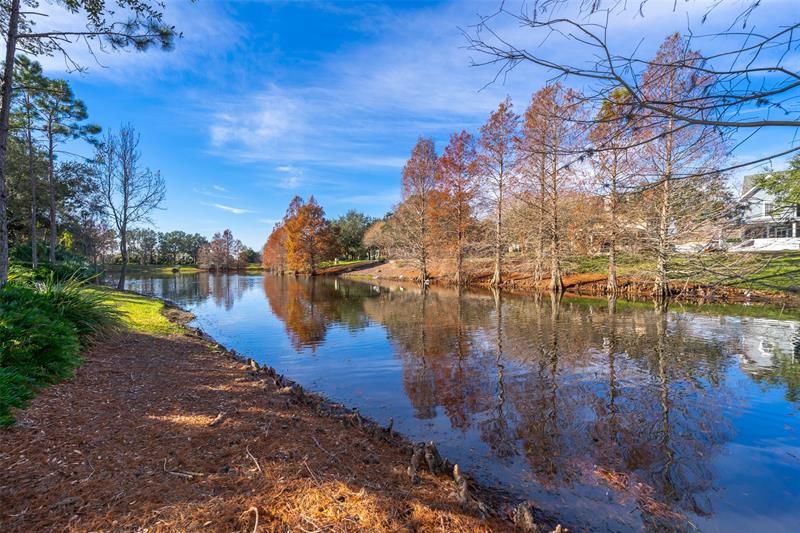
162,458,203,479
245,445,262,473
208,412,226,427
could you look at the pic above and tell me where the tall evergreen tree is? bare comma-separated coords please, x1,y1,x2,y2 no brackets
11,56,46,267
36,77,100,262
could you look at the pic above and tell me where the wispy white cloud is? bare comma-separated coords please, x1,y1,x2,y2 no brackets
203,3,539,171
193,186,238,201
204,202,254,215
31,1,244,83
209,87,306,155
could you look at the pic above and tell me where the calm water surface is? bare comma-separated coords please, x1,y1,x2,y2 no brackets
117,273,800,532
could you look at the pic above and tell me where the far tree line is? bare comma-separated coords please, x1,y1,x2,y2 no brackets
262,197,378,274
89,228,256,269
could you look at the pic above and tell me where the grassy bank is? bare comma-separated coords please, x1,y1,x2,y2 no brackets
346,253,800,302
96,289,183,335
565,252,800,293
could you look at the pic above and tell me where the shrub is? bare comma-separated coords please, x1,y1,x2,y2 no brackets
8,261,95,284
0,369,33,427
1,268,125,426
0,285,82,426
34,275,123,339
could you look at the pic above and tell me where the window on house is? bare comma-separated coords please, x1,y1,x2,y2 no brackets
764,202,774,216
774,226,791,238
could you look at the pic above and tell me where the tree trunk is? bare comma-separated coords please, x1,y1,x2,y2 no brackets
48,127,57,263
117,224,128,290
549,156,563,293
419,193,428,285
455,238,463,287
27,119,37,268
534,160,546,283
655,125,674,301
455,202,464,286
607,156,618,294
0,0,21,287
549,234,563,293
491,175,503,287
655,177,671,300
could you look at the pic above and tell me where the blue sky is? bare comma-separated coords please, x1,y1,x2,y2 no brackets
35,0,798,249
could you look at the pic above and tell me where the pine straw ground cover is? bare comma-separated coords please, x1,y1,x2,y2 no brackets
0,292,516,532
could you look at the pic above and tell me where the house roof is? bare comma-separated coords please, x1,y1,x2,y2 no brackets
741,174,760,196
740,171,788,199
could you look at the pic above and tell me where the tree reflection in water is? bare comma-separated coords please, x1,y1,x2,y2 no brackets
256,277,759,528
116,273,800,531
115,272,800,528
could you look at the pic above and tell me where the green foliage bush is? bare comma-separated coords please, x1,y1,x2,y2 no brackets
34,275,122,339
0,285,82,426
0,270,121,427
0,369,33,427
0,286,81,374
11,243,92,269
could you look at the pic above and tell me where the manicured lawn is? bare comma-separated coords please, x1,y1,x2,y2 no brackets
94,288,183,336
318,259,371,269
723,252,800,292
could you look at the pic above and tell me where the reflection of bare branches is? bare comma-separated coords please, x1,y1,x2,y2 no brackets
348,280,752,527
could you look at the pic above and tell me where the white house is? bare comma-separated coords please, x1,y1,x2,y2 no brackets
731,173,800,252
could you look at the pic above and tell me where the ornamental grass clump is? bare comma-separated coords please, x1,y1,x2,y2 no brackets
0,268,123,426
0,285,81,426
34,274,123,339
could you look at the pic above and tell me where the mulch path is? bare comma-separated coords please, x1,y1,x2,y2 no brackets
0,326,513,532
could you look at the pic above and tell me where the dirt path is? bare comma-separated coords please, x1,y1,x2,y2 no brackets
0,319,515,531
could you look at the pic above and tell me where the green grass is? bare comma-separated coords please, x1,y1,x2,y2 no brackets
35,276,123,339
95,288,183,336
719,252,800,292
318,259,371,268
563,253,657,277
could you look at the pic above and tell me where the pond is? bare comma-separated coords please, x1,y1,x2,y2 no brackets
114,272,800,532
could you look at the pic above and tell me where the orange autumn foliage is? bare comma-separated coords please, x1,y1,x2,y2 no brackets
263,196,337,275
